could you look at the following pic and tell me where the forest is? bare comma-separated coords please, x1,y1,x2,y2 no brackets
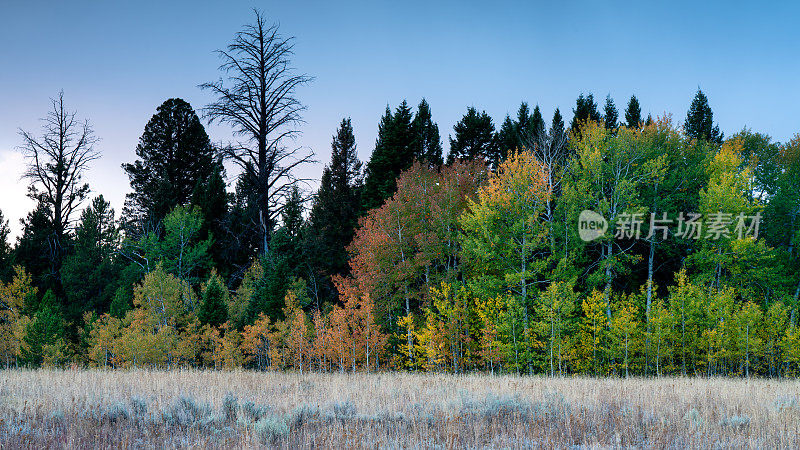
0,13,798,379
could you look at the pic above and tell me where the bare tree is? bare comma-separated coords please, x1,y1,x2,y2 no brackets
201,10,313,257
19,91,100,243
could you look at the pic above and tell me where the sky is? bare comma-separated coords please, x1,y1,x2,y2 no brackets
1,0,799,240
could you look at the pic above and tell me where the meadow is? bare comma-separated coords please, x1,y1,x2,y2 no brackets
1,370,799,448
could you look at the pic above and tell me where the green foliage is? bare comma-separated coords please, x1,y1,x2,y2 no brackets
122,98,217,232
685,89,723,144
361,101,417,211
411,98,443,167
14,201,60,295
305,118,362,303
0,210,12,283
570,93,601,134
198,270,229,327
61,196,121,325
20,290,67,367
131,205,213,285
624,95,642,128
447,107,498,165
603,95,618,130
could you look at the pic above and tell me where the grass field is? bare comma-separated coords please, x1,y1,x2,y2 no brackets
1,370,799,448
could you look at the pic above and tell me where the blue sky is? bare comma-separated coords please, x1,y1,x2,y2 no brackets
1,0,798,239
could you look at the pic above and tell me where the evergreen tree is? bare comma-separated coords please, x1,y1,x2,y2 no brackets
122,98,217,234
305,118,362,304
20,289,66,367
496,115,517,163
515,102,532,142
625,95,642,128
603,95,619,130
550,108,566,150
274,185,305,273
191,161,230,269
0,210,12,282
109,287,132,319
61,196,120,326
198,270,229,326
570,93,601,134
531,105,546,143
412,99,443,167
14,202,60,295
447,107,498,166
362,101,416,211
685,89,723,143
645,114,654,126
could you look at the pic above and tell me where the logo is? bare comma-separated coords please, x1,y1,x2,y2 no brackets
578,210,607,242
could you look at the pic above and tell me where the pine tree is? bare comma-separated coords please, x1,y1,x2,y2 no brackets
191,161,229,269
549,108,566,155
198,270,229,327
685,89,723,143
362,101,416,211
603,95,619,130
496,115,517,163
20,289,66,367
0,210,12,282
61,196,120,326
122,98,217,234
305,118,362,304
570,93,601,134
515,102,532,143
412,99,443,166
530,105,546,144
447,107,498,166
14,202,60,295
625,95,642,128
273,185,304,275
551,108,565,138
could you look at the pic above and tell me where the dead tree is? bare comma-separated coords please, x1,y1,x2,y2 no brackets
19,91,100,249
201,10,313,258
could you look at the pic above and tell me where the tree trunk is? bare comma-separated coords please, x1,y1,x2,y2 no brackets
645,238,655,374
604,242,613,319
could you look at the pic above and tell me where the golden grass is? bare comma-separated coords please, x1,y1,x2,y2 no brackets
1,369,799,448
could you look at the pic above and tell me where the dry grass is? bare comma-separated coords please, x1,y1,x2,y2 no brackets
1,370,799,448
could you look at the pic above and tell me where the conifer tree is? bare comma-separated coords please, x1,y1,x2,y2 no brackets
446,107,498,166
0,210,12,282
625,95,642,128
412,99,443,166
306,119,362,303
530,105,546,143
20,290,66,367
603,95,619,130
122,98,217,234
362,101,416,211
570,93,601,134
685,89,723,143
14,202,60,295
496,115,517,163
61,196,120,325
198,270,229,327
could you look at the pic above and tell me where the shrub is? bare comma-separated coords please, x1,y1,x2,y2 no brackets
254,416,288,442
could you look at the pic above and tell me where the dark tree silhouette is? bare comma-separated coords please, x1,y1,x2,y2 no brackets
19,91,99,248
122,98,217,235
625,95,642,128
202,10,313,257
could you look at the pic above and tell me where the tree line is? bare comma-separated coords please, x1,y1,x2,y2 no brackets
0,11,798,376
